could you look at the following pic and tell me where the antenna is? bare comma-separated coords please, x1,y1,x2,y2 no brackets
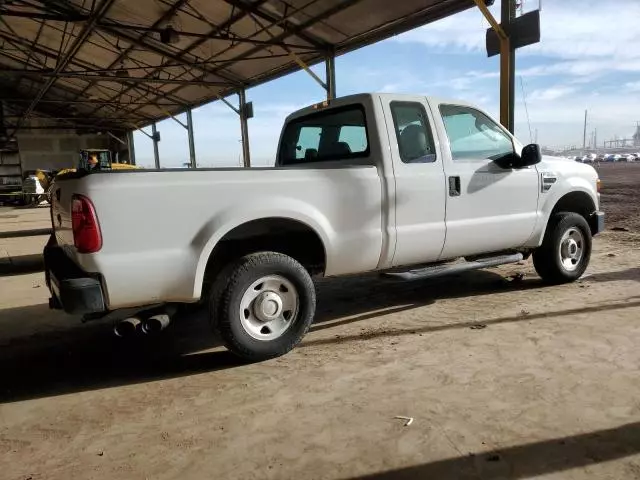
519,77,533,143
583,110,588,151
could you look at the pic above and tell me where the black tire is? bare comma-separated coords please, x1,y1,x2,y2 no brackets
207,260,239,327
533,212,592,284
213,252,316,361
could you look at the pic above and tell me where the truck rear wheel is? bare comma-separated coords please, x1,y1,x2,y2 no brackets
213,252,316,361
533,212,592,284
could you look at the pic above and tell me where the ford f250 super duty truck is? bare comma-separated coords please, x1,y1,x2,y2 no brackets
45,93,604,361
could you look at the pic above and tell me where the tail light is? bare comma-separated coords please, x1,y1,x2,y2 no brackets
72,195,102,253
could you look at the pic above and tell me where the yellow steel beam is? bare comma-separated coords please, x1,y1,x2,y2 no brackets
287,50,327,90
251,13,327,91
472,0,511,128
472,0,507,40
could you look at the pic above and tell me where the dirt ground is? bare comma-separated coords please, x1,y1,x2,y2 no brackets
1,164,639,480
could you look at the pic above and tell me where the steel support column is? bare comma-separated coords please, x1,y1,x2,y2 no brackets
239,89,251,168
127,131,136,165
325,53,336,100
152,123,160,169
502,0,516,133
186,108,197,168
472,0,512,131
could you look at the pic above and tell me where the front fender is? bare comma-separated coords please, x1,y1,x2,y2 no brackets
526,173,599,247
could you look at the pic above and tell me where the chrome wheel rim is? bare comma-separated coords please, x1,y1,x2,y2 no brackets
558,227,585,272
239,275,299,341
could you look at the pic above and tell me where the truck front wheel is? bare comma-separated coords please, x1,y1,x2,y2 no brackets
533,212,592,284
213,252,316,361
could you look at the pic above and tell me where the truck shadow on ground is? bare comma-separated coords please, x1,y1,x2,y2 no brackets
347,421,640,480
0,253,44,277
1,266,639,404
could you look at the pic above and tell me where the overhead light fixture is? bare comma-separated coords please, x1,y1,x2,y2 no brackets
115,60,130,78
160,25,180,45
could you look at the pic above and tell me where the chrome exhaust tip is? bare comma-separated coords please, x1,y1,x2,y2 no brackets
114,317,142,338
141,314,171,334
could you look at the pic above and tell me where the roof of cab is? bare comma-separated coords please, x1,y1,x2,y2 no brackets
284,93,476,122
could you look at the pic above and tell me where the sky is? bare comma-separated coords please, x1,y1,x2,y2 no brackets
133,0,640,168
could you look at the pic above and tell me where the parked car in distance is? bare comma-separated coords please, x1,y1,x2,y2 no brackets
575,156,584,162
45,93,605,361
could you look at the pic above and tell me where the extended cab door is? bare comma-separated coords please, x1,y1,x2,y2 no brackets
433,102,539,259
380,96,447,267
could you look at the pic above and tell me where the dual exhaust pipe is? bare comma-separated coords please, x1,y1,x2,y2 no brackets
113,313,171,338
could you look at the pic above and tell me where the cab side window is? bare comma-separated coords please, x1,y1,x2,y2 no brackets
439,104,514,161
390,102,436,164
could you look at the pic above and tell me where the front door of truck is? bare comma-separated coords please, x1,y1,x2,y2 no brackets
436,103,540,259
381,97,447,267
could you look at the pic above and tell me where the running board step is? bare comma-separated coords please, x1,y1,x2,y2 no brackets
383,253,524,281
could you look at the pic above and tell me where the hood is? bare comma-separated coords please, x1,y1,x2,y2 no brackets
537,155,599,186
539,155,596,172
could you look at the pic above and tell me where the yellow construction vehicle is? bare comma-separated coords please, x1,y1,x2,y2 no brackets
23,149,138,205
80,149,137,171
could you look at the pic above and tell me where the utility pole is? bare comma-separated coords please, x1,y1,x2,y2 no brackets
582,110,588,151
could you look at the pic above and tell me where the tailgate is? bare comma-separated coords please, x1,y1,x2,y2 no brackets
50,178,77,248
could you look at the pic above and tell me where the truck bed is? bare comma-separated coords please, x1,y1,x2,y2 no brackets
51,166,384,309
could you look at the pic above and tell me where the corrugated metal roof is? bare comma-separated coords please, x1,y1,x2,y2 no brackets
0,0,474,133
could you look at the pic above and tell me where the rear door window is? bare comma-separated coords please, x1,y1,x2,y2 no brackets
390,102,436,163
279,106,369,165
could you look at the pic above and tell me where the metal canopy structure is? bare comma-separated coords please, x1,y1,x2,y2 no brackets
0,0,478,139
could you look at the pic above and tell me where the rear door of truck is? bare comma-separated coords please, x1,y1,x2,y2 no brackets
379,95,447,267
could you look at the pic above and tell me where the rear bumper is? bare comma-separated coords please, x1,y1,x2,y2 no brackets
44,242,106,315
592,211,605,235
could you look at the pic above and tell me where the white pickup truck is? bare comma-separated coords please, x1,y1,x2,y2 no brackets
45,93,604,360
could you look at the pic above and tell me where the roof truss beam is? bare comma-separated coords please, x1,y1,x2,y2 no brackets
79,0,271,118
120,0,365,119
9,0,118,135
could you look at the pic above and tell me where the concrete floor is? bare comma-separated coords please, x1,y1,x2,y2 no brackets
1,206,639,480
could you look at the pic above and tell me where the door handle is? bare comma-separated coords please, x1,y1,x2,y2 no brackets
448,176,461,197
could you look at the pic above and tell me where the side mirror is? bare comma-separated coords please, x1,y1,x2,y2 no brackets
519,143,542,167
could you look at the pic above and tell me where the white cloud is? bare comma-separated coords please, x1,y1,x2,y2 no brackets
625,81,640,92
394,0,640,148
396,0,640,67
528,86,576,101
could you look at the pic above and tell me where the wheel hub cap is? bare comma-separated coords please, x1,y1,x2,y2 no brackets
253,291,283,322
239,275,299,341
559,227,585,272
